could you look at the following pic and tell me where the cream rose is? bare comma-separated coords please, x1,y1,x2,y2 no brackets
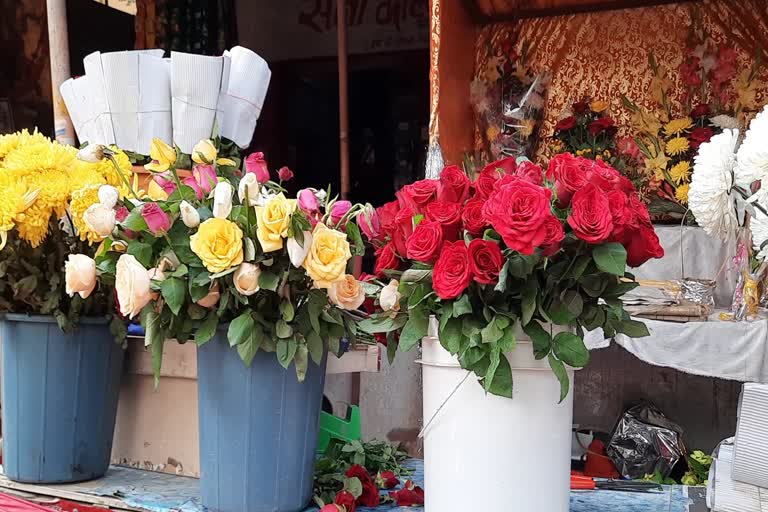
212,181,234,219
65,254,97,299
379,279,401,312
287,231,312,267
115,254,152,319
328,275,365,310
233,262,261,296
238,173,260,206
98,185,119,209
196,281,221,309
179,200,200,228
83,203,116,238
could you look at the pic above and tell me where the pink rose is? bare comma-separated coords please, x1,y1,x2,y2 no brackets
141,203,171,235
357,205,380,241
331,200,352,224
153,172,178,196
298,188,320,213
245,152,270,184
193,164,218,195
278,166,294,181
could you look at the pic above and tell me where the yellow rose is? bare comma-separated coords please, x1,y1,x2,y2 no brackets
328,275,365,310
192,139,217,164
190,218,244,273
144,138,177,173
303,223,351,288
255,193,297,252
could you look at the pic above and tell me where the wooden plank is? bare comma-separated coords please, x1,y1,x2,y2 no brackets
0,475,142,511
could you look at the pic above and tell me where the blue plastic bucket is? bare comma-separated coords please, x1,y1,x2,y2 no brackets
1,315,124,483
197,333,327,512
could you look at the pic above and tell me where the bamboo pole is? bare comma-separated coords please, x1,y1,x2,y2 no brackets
337,0,350,200
46,0,75,145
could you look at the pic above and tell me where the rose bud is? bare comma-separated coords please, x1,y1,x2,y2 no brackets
192,139,217,165
212,181,234,219
287,231,312,267
98,185,119,209
233,262,261,296
245,152,270,184
76,144,105,163
238,172,260,206
278,166,294,181
83,203,117,238
64,254,97,299
179,200,200,228
196,281,221,309
141,203,172,235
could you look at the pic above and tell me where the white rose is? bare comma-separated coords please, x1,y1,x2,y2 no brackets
83,203,116,238
179,200,200,228
98,185,119,209
379,279,401,312
287,231,312,267
238,173,260,206
196,281,221,309
115,254,152,319
233,262,261,296
212,181,233,219
76,144,105,163
65,254,97,299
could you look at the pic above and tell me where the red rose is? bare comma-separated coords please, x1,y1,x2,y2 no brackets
345,465,379,507
374,242,400,277
629,193,651,224
425,200,462,241
481,157,517,175
376,200,400,239
540,215,565,257
625,219,664,267
568,183,614,244
572,101,589,114
483,178,552,255
468,239,503,285
320,504,342,512
389,480,425,507
547,153,587,207
461,198,487,235
515,161,544,185
690,127,714,149
475,167,503,199
438,165,470,203
406,221,444,263
397,179,438,212
587,117,616,136
555,116,577,131
617,137,641,161
392,206,415,256
584,158,623,192
691,103,711,118
334,490,356,512
606,190,637,243
376,471,400,490
433,241,472,299
277,166,294,181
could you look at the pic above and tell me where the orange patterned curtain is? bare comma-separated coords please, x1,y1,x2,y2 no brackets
473,1,768,160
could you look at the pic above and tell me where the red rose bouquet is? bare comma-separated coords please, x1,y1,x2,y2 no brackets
361,156,663,399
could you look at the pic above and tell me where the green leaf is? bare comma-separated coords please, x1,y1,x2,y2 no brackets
343,477,363,499
552,332,590,367
401,269,432,283
357,314,408,334
524,321,552,360
244,238,256,261
196,313,219,346
495,260,510,292
452,295,473,317
580,274,609,297
497,323,517,353
521,280,537,326
548,353,570,403
398,307,429,352
308,290,326,334
549,291,583,324
259,271,280,292
161,277,187,315
387,331,397,364
121,209,148,232
569,255,592,280
345,221,366,257
143,310,164,388
483,347,502,393
307,330,324,365
228,312,254,347
593,243,627,275
617,319,650,338
237,327,263,367
485,355,513,398
277,337,298,369
603,280,640,298
507,254,539,278
280,301,295,322
209,267,237,280
481,316,504,344
580,303,606,331
276,319,293,338
128,242,153,268
294,345,309,381
439,317,463,354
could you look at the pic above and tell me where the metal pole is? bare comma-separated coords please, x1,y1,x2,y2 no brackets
337,0,350,200
46,0,75,146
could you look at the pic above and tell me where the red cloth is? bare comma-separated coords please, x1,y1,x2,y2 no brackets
0,493,53,512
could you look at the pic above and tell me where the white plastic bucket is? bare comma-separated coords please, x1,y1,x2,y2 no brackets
420,320,574,512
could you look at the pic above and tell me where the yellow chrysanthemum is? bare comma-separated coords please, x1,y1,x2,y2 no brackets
675,183,690,204
665,137,690,156
518,118,536,138
669,161,692,185
69,185,103,244
664,117,693,136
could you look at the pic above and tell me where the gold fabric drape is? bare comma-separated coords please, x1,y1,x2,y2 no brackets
472,2,768,159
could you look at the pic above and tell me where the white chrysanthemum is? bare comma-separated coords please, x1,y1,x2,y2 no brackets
736,105,768,188
710,114,740,131
689,129,739,240
751,208,768,261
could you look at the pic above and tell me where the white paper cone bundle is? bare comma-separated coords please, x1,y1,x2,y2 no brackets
220,46,272,148
60,76,97,144
171,51,231,154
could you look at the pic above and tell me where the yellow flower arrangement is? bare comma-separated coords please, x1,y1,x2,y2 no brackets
675,183,690,204
663,117,693,136
669,161,692,185
665,137,690,156
190,218,245,273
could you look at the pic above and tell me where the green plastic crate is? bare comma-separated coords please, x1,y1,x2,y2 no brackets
317,405,361,454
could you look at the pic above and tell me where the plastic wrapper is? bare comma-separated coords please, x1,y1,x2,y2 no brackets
606,403,686,480
499,73,549,159
679,278,716,307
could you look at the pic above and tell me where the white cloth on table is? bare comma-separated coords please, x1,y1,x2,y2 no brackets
584,314,768,382
634,225,736,307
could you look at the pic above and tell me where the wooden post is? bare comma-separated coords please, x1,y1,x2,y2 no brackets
46,0,76,146
337,0,350,200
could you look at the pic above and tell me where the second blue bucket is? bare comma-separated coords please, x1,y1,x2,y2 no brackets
197,332,327,512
